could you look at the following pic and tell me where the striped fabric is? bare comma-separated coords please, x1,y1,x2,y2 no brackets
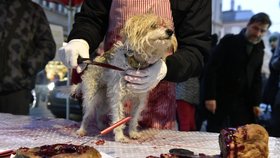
104,0,176,130
104,0,173,51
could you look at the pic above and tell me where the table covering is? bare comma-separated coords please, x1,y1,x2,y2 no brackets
0,113,279,158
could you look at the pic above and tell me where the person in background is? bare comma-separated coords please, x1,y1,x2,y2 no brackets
58,0,211,129
176,34,219,132
202,12,272,132
262,34,279,107
195,34,221,131
261,33,279,133
176,77,199,131
269,33,280,137
269,34,279,53
0,0,56,115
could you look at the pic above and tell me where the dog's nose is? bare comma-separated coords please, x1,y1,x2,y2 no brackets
165,29,173,37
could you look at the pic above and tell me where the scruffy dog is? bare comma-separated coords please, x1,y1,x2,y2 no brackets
74,14,177,142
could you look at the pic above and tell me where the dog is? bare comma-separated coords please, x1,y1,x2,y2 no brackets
74,14,177,142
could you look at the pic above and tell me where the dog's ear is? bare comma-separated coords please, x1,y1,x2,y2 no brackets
171,35,178,53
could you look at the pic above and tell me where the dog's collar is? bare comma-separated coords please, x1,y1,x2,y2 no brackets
125,50,150,69
118,41,150,69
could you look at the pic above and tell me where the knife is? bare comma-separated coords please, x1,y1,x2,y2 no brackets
0,149,15,157
169,148,220,158
78,57,125,71
80,116,132,145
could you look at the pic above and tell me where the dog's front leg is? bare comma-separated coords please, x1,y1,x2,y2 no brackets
76,101,95,136
108,89,130,142
76,66,104,136
129,93,148,139
76,91,98,136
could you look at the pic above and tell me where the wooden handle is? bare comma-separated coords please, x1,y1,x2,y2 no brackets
100,117,132,135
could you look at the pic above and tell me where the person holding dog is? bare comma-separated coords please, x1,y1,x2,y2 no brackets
0,0,56,115
58,0,211,130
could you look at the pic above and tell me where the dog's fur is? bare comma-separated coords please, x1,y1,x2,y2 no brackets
74,14,177,142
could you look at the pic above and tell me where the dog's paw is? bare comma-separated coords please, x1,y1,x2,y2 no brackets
76,128,87,136
129,131,141,139
115,135,130,143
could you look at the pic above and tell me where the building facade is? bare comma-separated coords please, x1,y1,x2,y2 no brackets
212,0,223,38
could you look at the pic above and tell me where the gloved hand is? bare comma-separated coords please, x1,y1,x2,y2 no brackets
124,59,167,93
58,39,90,70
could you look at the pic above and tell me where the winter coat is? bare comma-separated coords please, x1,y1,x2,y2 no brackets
203,29,265,110
67,0,211,82
0,0,56,93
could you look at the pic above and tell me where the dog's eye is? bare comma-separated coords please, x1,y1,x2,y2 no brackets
151,24,157,29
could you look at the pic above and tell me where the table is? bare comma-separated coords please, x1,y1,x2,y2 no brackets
0,113,279,158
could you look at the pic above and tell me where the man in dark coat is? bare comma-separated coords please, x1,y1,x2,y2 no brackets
0,0,56,115
202,12,272,132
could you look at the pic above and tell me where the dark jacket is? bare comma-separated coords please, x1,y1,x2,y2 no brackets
68,0,211,82
0,0,56,92
262,49,279,105
270,37,280,104
203,30,265,108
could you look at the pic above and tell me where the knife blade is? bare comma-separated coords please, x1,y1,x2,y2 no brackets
80,116,132,145
169,148,220,158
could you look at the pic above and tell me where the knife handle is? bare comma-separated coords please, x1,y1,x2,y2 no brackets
100,117,132,135
77,56,91,64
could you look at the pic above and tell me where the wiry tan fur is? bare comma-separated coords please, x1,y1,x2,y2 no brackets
227,124,269,158
234,124,269,158
74,14,177,142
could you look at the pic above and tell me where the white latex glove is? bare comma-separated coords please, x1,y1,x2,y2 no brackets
124,59,167,93
58,39,90,70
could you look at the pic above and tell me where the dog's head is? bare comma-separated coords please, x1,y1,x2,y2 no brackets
121,14,177,69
